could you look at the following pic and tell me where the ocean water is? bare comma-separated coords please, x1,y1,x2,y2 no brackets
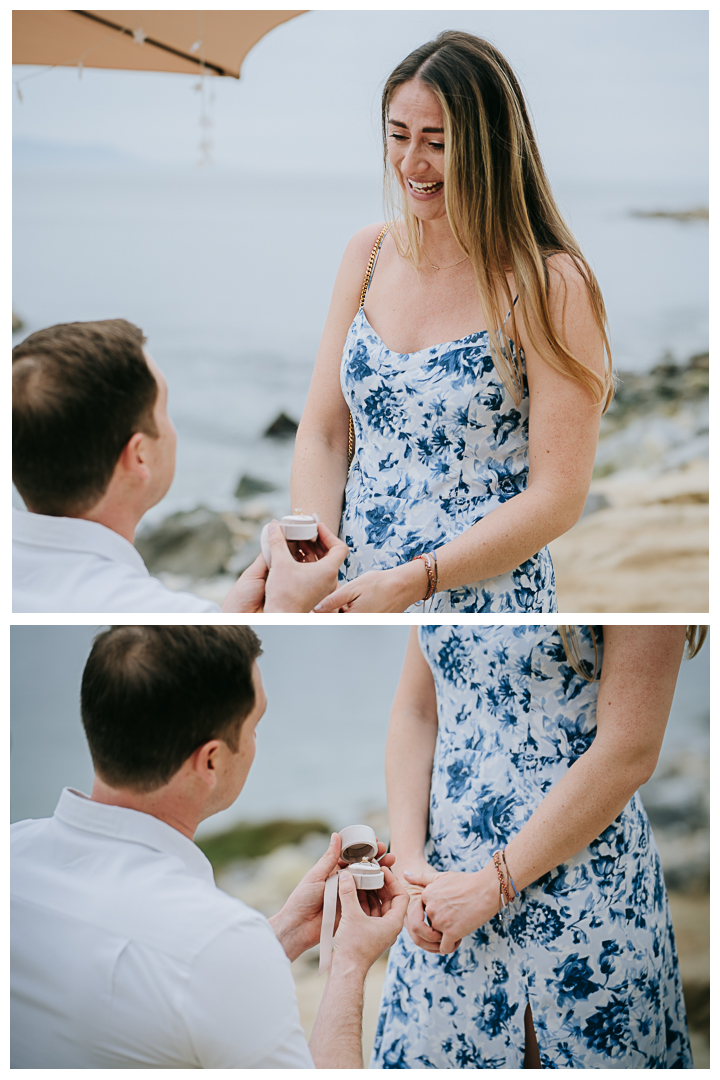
10,625,710,838
12,165,708,523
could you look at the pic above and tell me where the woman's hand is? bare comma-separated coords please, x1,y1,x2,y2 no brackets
314,560,427,613
392,859,446,953
405,862,502,954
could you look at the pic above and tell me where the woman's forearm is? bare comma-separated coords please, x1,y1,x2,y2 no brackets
385,631,439,868
386,709,437,865
290,428,348,536
503,626,685,894
343,479,585,612
503,739,653,894
432,480,580,593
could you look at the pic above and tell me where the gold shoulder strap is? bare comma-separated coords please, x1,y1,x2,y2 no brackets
349,225,389,470
358,224,390,310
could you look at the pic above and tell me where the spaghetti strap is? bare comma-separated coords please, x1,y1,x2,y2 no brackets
358,224,390,310
503,294,519,324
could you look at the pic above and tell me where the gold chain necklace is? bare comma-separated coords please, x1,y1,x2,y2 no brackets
422,247,469,271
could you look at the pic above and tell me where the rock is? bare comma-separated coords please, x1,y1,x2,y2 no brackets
136,507,235,578
604,353,709,433
652,830,710,893
219,512,257,543
216,833,330,917
630,207,708,222
594,400,708,477
641,753,709,834
237,499,272,522
581,492,610,516
639,752,709,892
225,538,261,575
550,464,709,612
234,474,277,500
683,980,710,1035
264,411,299,440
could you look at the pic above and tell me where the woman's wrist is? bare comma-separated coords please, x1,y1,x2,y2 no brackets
476,861,505,920
388,559,430,608
501,842,526,896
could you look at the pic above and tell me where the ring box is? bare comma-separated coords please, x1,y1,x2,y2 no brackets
339,824,384,890
260,514,319,567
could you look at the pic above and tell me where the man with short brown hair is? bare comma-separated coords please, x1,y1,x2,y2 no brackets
11,625,408,1068
12,319,346,612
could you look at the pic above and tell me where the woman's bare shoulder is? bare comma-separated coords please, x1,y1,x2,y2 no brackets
330,222,390,307
342,221,390,271
544,251,594,305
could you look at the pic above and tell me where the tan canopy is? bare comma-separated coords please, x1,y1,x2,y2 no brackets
12,10,307,79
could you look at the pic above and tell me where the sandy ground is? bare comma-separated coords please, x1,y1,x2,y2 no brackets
550,459,708,612
292,890,709,1068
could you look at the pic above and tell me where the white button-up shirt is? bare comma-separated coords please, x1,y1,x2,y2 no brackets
13,508,220,612
11,788,314,1069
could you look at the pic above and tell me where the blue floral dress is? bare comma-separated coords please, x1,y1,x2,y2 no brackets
338,236,556,613
372,625,692,1069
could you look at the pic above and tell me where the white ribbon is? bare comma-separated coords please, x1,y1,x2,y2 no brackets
318,871,339,975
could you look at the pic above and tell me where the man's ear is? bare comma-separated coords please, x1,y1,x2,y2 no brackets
117,432,151,481
189,740,222,788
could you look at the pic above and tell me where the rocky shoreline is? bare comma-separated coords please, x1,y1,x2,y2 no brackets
137,350,708,612
550,351,708,612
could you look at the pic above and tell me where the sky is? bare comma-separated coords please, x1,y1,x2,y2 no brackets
12,9,708,187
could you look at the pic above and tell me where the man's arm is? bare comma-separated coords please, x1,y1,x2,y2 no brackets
308,869,407,1069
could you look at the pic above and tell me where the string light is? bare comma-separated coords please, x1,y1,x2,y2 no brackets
193,13,215,168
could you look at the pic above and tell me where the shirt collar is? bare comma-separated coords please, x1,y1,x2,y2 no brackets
54,787,215,885
12,508,147,573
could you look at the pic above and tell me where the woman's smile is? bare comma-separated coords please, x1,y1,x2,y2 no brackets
406,177,444,198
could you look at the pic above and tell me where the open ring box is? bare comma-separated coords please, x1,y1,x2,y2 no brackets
260,514,319,567
318,825,384,974
340,824,384,890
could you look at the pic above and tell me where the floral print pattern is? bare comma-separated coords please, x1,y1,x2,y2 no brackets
371,626,692,1069
338,306,556,612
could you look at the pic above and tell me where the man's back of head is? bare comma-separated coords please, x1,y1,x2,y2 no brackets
12,318,158,517
80,624,262,792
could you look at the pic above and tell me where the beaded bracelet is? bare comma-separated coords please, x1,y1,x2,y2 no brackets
501,850,519,900
492,851,513,906
412,552,438,612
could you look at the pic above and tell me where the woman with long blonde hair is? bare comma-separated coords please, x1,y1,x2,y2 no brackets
294,31,612,613
375,624,705,1068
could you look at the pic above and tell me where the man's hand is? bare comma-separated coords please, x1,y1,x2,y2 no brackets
330,866,408,974
264,521,348,613
221,552,268,613
220,520,348,613
269,833,395,962
308,865,408,1069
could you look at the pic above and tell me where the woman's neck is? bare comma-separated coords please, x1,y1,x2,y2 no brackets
418,217,466,266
